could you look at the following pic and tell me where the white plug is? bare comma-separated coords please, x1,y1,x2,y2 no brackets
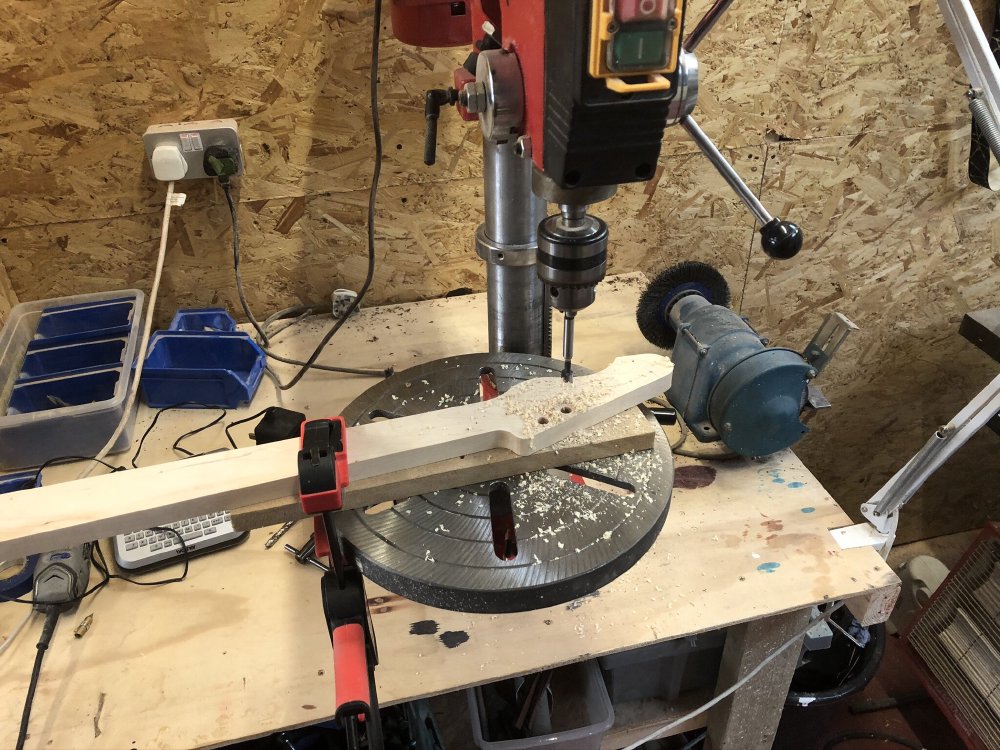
151,144,189,181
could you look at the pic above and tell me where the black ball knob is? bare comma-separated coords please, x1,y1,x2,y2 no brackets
760,218,803,260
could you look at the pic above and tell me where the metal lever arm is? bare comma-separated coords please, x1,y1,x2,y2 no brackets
684,0,738,52
679,114,803,259
423,88,458,166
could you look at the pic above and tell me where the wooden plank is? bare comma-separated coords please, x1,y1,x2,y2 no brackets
705,609,812,750
0,355,672,560
846,586,901,628
232,406,655,530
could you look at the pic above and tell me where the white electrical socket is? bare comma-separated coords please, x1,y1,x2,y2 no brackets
142,118,244,181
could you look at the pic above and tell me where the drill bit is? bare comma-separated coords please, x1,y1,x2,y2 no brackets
561,311,576,382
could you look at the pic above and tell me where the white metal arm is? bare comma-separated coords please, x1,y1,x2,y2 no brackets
833,373,1000,558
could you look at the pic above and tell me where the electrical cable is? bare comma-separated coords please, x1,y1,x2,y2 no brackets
224,407,271,449
220,178,271,346
130,402,228,468
0,610,35,658
15,606,60,750
89,533,190,588
25,455,124,488
263,0,384,390
220,180,388,379
821,732,924,750
0,530,190,607
621,603,845,750
171,409,228,457
81,181,182,478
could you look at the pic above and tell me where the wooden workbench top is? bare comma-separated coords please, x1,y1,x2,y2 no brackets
0,274,898,749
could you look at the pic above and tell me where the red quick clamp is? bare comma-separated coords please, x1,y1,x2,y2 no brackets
298,417,350,515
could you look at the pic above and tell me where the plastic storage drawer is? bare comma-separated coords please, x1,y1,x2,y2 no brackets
0,290,144,469
468,659,615,750
168,308,238,333
139,331,266,408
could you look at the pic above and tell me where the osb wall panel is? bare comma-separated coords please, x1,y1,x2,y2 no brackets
0,0,998,543
745,126,1000,540
0,259,16,328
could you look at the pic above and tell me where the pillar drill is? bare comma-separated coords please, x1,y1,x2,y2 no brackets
402,0,804,381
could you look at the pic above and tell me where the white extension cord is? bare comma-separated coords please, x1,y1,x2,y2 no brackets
621,603,845,749
80,181,185,477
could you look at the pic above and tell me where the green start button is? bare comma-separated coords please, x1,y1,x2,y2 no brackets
611,27,669,71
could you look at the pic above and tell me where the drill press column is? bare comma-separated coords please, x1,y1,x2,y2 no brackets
477,140,549,356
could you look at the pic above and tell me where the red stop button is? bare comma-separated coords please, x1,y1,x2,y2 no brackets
616,0,671,23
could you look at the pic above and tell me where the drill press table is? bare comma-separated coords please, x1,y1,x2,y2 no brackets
0,274,899,749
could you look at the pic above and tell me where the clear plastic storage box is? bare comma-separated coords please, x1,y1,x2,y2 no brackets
0,290,145,469
468,659,615,750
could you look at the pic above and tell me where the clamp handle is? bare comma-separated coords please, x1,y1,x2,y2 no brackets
333,623,374,720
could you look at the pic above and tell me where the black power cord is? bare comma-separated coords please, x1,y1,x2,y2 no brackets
10,534,190,748
15,606,60,750
213,1,389,386
219,178,275,347
131,402,228,468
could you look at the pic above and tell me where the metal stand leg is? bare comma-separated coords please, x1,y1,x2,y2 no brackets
706,608,811,750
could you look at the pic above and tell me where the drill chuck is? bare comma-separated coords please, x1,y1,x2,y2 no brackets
536,211,609,314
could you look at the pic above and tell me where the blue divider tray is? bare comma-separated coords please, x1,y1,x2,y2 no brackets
28,297,138,349
168,308,238,333
140,330,266,408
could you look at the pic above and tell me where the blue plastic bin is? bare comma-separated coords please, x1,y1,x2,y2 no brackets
140,331,266,408
28,297,138,349
18,337,127,381
168,308,238,333
0,470,40,598
7,369,122,416
0,470,39,494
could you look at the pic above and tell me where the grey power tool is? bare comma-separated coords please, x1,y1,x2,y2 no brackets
32,544,91,610
637,261,856,457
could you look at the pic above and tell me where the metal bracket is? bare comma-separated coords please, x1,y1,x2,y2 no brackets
802,312,858,375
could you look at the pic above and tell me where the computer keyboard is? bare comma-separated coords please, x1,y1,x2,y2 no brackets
113,511,246,570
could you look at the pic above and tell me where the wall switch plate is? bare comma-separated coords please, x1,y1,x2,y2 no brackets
142,118,244,181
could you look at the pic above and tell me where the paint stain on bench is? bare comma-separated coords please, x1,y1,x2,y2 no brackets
439,630,470,648
409,620,439,636
674,465,717,489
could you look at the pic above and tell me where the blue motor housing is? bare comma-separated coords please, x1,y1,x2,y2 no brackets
668,295,814,456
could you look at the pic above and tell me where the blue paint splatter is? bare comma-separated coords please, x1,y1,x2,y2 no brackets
757,562,781,573
768,470,785,484
800,506,815,513
788,481,804,489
